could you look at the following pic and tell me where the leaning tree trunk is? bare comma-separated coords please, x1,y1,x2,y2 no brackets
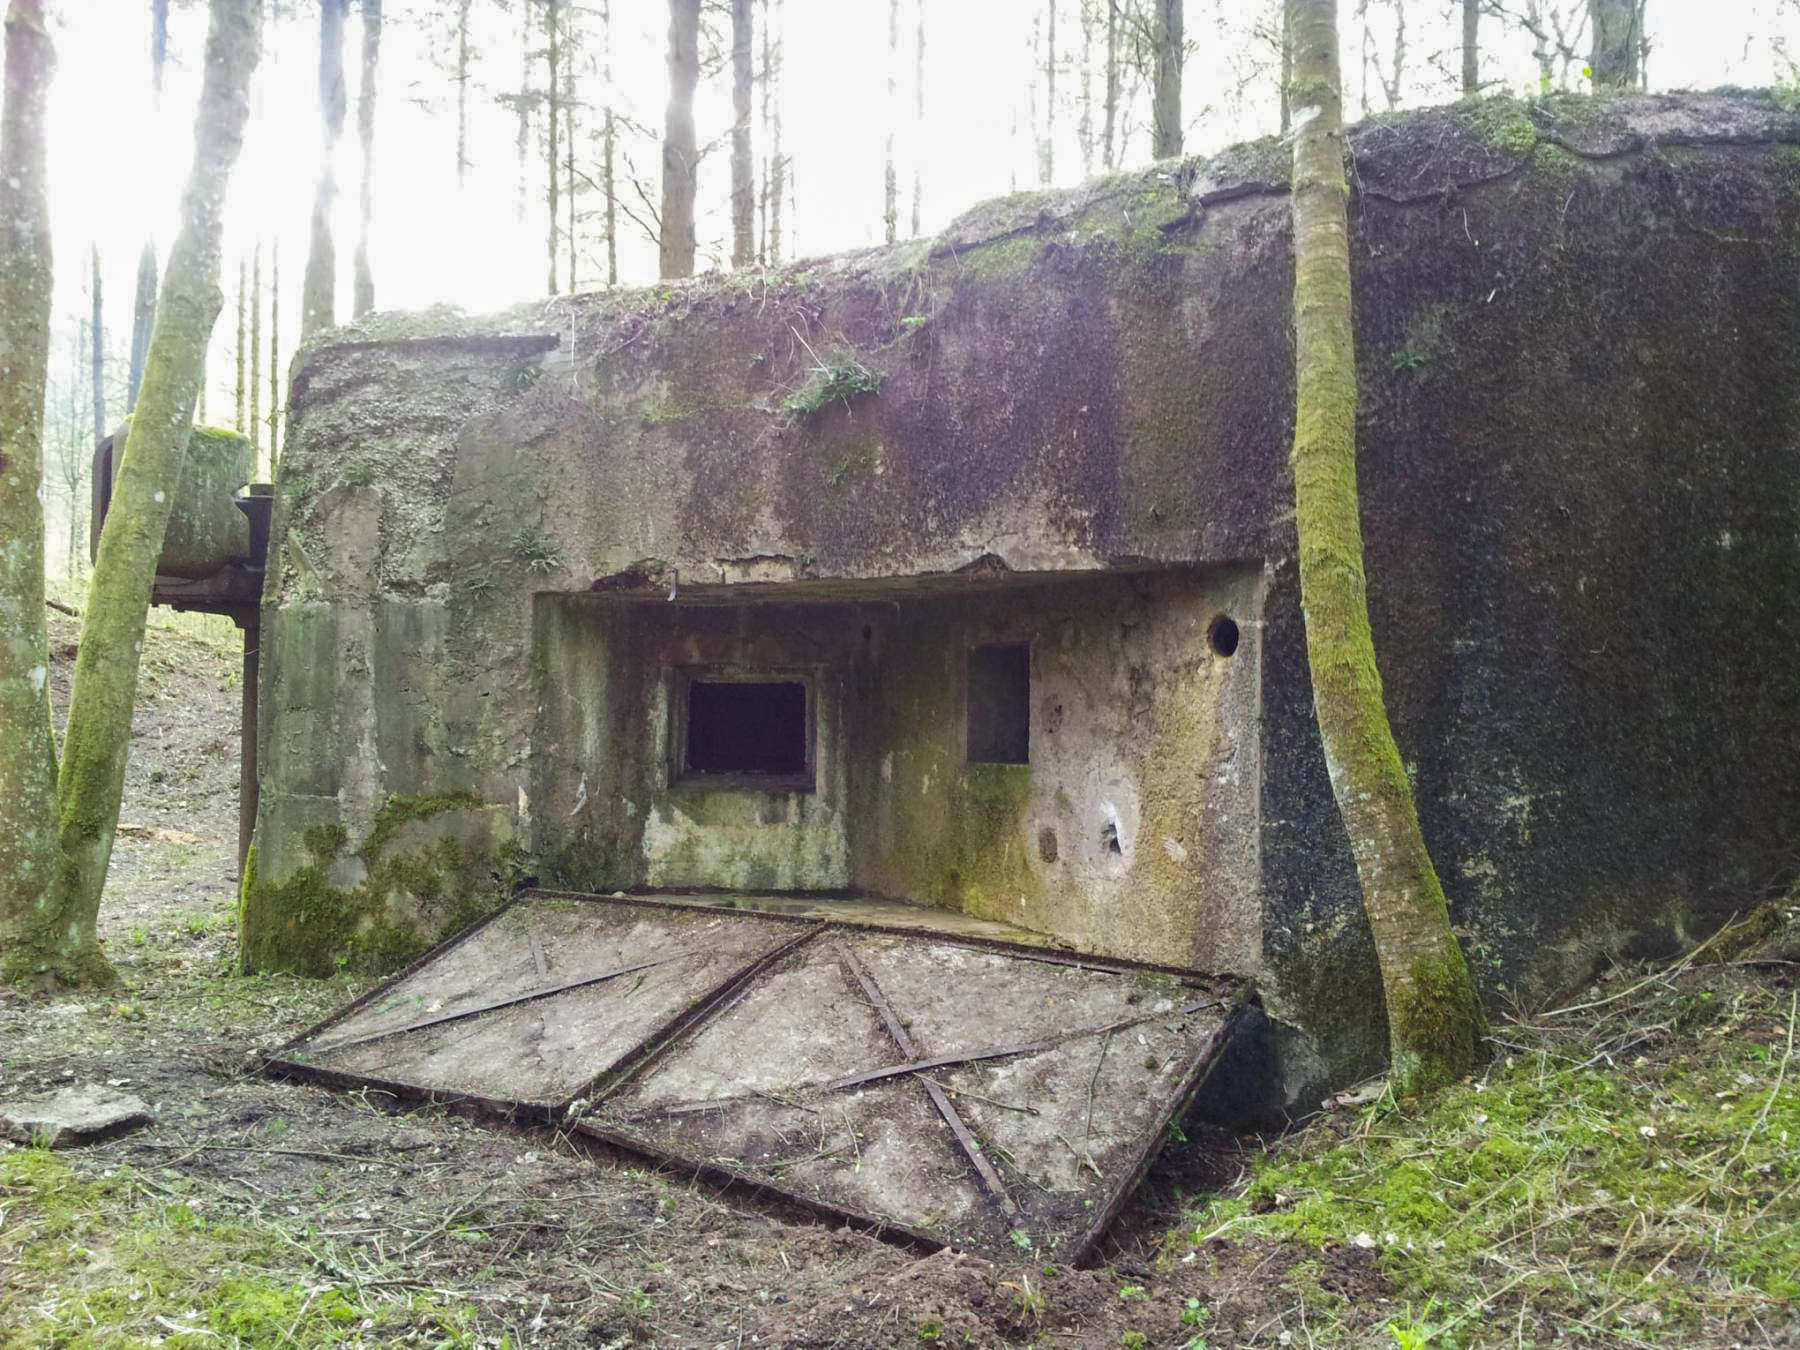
659,0,700,280
352,0,379,317
730,0,753,267
1285,0,1485,1095
1151,0,1182,158
1589,0,1640,90
45,0,261,984
301,0,346,339
0,0,65,985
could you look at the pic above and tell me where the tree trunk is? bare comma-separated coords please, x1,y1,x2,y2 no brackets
234,256,246,431
1045,0,1057,184
353,0,379,318
910,0,924,236
455,0,471,187
730,0,753,267
302,0,346,339
1279,0,1292,134
0,0,64,985
127,0,173,413
65,323,84,576
127,243,157,412
90,245,106,448
603,0,617,285
1589,0,1640,90
1151,0,1181,158
30,0,259,986
515,0,530,220
564,4,577,293
1460,0,1478,94
545,0,560,295
268,241,280,463
884,0,899,241
1101,0,1118,169
659,0,699,280
1284,0,1485,1096
768,0,784,263
249,239,261,465
1077,0,1094,177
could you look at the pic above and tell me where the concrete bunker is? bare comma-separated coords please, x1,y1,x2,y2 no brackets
533,566,1263,970
238,92,1800,1119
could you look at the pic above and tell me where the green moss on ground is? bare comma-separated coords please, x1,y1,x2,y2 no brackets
0,1149,481,1347
1173,961,1800,1345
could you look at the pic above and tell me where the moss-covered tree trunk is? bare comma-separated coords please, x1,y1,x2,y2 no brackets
659,0,699,280
36,0,261,985
1285,0,1486,1095
0,0,63,984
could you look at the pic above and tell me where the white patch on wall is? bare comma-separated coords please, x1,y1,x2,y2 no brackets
27,665,46,695
516,784,529,820
881,752,893,783
153,491,165,503
1162,837,1188,864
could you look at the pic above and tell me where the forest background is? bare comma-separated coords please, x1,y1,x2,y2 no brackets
36,0,1800,581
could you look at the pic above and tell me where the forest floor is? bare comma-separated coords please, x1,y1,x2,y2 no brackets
1,602,1797,1349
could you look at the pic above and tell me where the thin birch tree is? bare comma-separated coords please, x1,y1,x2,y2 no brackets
1285,0,1486,1093
0,0,61,984
659,0,700,279
4,0,262,985
301,0,347,339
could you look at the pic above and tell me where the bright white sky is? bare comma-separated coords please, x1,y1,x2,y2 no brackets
31,0,1800,439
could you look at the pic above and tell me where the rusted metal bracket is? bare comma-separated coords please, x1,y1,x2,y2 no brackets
836,945,1020,1220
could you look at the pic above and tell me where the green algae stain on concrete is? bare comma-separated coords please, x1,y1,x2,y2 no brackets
240,794,514,978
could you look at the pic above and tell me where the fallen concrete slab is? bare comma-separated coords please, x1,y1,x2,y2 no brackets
0,1085,153,1148
267,890,1250,1261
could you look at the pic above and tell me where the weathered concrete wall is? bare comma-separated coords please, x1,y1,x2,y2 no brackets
532,597,857,892
845,570,1263,973
528,569,1263,972
245,91,1800,1112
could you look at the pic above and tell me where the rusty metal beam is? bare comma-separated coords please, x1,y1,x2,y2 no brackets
836,945,1019,1219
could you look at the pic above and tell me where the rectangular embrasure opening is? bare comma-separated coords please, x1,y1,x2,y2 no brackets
682,678,812,783
967,643,1030,764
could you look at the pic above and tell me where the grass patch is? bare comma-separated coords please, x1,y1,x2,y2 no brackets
1175,939,1799,1346
0,1149,480,1347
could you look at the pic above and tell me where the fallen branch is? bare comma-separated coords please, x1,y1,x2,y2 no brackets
45,597,78,616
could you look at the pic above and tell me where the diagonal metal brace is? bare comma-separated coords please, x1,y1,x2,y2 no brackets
836,945,1019,1219
823,997,1219,1093
310,948,709,1056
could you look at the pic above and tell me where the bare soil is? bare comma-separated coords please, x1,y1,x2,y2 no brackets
0,610,1383,1348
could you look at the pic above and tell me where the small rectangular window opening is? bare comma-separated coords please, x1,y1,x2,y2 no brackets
685,679,810,778
967,643,1030,765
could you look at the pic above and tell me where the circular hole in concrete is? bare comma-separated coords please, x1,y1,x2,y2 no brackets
1208,615,1240,657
